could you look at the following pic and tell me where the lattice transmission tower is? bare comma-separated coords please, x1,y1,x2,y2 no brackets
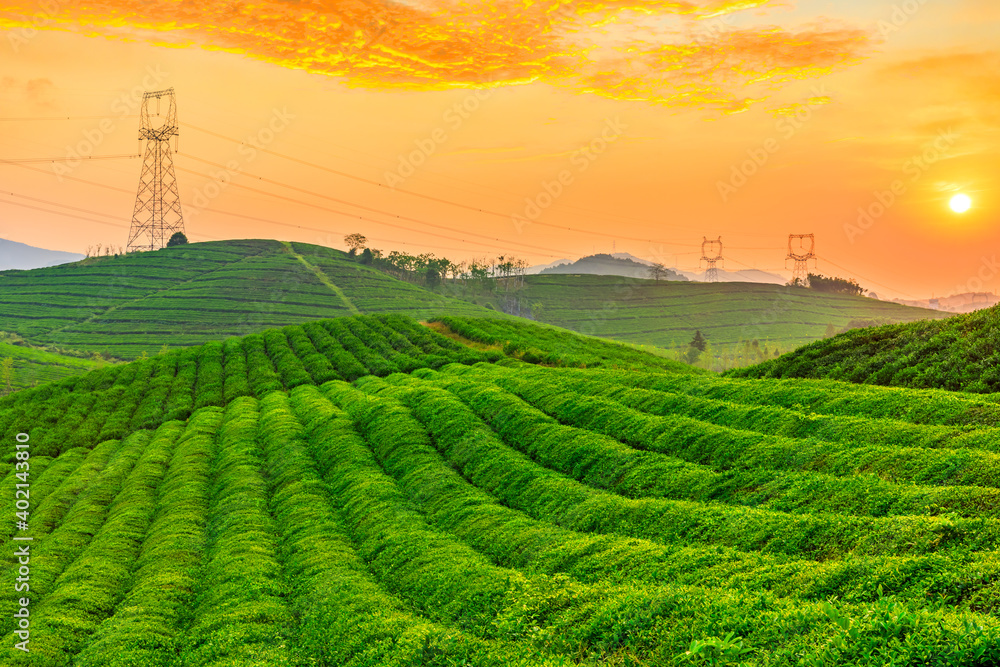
700,237,724,282
126,88,185,252
786,233,816,284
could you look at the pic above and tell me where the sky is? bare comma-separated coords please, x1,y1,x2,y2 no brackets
0,0,998,299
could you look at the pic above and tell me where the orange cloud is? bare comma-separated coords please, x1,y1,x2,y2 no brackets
0,0,875,111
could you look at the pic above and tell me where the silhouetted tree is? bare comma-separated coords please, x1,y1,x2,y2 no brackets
166,232,188,247
648,262,668,281
344,233,367,253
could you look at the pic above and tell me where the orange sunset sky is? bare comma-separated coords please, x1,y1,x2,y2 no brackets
0,0,998,298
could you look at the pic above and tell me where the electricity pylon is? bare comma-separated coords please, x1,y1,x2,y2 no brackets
700,236,723,282
126,88,185,252
786,233,816,284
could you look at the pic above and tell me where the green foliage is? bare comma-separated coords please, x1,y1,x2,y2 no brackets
510,274,942,362
166,231,188,247
807,273,865,296
734,304,1000,393
4,314,1000,665
0,239,492,360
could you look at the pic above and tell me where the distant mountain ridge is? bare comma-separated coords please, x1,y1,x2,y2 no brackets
674,267,787,285
538,254,688,281
0,238,85,270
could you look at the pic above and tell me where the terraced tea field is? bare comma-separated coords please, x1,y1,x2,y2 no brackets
0,239,491,359
519,274,946,351
3,314,1000,665
0,341,102,392
1,239,947,366
734,303,1000,393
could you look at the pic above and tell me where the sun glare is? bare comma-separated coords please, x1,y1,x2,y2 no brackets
950,193,972,213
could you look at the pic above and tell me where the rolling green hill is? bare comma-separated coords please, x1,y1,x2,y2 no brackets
732,303,1000,393
1,239,945,374
518,274,946,353
3,314,1000,665
0,239,492,360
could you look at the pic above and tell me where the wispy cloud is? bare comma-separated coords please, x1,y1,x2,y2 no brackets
0,0,875,112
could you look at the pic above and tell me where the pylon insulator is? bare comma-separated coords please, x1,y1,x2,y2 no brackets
786,234,816,284
700,236,723,283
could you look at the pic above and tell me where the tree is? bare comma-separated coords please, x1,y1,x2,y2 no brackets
425,267,441,290
689,330,707,352
360,248,374,265
648,262,668,281
684,331,707,365
344,233,367,253
807,273,865,296
166,232,188,247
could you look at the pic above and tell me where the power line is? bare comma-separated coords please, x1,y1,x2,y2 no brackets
0,154,140,164
174,159,570,258
182,123,704,248
816,256,914,299
176,153,631,254
0,115,137,121
1,189,126,222
7,161,528,256
0,197,128,230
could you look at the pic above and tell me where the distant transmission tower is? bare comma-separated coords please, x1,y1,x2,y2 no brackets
786,233,816,284
700,236,724,282
126,88,185,252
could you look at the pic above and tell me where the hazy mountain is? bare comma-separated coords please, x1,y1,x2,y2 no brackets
676,268,786,285
539,253,687,281
891,292,999,314
610,252,654,266
0,238,85,271
525,258,573,275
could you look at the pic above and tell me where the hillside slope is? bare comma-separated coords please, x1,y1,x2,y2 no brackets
0,239,491,359
732,304,1000,393
3,314,1000,665
521,274,945,352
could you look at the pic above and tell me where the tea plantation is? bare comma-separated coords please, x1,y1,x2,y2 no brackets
0,240,492,360
516,274,945,351
733,304,1000,393
3,313,1000,665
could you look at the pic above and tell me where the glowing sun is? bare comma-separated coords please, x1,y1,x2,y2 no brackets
950,194,972,213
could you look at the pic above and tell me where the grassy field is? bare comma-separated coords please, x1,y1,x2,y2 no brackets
3,314,1000,665
733,304,1000,393
516,274,946,353
0,239,492,360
